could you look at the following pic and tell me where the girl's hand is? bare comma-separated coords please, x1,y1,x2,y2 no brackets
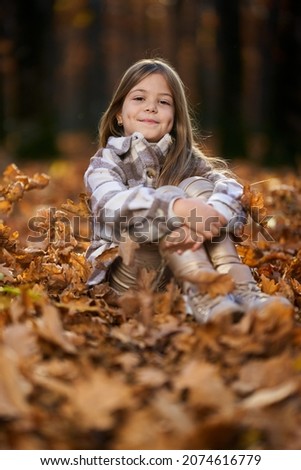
163,224,203,254
172,197,227,240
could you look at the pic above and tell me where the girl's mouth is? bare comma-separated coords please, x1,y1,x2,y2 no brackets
141,119,158,124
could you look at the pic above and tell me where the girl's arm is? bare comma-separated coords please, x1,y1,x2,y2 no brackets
163,166,245,252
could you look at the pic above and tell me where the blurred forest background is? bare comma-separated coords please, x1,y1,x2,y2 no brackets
0,0,300,171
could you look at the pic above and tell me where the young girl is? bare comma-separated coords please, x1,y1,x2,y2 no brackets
84,58,292,323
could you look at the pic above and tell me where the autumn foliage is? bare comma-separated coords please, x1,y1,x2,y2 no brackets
1,161,301,450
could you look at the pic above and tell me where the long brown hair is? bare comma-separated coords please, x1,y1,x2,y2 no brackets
98,58,228,186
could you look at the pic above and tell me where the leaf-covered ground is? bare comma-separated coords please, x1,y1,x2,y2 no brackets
1,159,301,450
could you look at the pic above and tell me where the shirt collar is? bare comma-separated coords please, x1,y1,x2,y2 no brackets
107,132,173,157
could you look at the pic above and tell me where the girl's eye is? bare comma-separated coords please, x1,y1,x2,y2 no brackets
160,100,171,105
133,96,144,101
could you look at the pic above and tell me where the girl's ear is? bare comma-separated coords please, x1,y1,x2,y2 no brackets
116,113,123,126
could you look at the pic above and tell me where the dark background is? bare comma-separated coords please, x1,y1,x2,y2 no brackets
0,0,300,169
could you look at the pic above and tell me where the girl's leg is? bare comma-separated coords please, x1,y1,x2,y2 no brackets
160,242,244,323
108,243,170,293
179,177,293,312
152,177,243,322
206,235,293,309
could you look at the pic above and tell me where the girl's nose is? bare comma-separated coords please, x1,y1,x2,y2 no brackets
145,101,157,112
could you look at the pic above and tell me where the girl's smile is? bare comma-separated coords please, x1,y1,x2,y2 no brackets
140,119,159,124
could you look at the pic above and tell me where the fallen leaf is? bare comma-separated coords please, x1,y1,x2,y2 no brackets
174,360,235,410
61,193,91,218
64,369,134,430
241,381,298,409
0,345,32,418
35,303,77,354
2,323,40,362
241,184,267,224
261,273,278,295
180,270,235,297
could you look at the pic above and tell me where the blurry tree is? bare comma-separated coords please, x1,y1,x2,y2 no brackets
0,0,300,167
0,0,55,165
240,0,301,165
53,0,105,159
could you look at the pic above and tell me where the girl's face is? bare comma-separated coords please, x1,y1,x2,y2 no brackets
117,73,175,142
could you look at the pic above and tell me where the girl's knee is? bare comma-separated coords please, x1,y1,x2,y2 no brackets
179,177,214,199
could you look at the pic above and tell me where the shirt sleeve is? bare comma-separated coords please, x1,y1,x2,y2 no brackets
201,168,245,223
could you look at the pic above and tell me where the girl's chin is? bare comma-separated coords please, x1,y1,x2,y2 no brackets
124,128,166,142
139,132,165,142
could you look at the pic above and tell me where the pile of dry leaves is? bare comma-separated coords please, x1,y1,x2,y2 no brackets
0,160,301,450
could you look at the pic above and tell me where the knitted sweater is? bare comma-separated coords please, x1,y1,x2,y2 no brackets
84,132,244,284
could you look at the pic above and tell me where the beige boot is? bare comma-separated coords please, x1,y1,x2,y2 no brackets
206,235,293,312
160,243,244,323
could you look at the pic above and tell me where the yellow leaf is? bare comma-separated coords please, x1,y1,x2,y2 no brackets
61,193,91,218
0,199,12,215
241,184,267,224
261,274,278,295
180,270,235,297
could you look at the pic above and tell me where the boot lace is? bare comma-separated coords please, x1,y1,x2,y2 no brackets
234,282,273,305
187,289,244,323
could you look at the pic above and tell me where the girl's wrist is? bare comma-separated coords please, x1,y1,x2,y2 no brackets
172,198,188,218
